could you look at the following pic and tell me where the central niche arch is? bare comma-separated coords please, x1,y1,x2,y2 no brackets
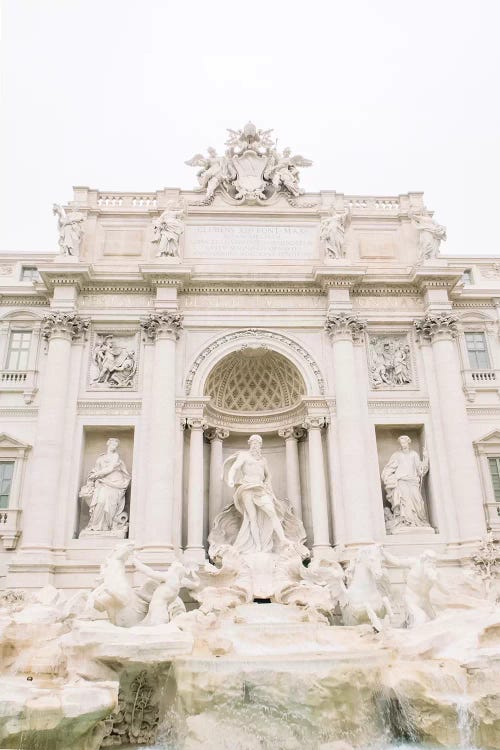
205,347,306,413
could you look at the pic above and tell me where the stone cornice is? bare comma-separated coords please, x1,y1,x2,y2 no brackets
411,267,463,293
37,264,91,292
139,265,191,289
314,268,366,290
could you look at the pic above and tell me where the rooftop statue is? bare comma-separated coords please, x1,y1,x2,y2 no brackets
409,207,447,261
53,203,85,256
186,121,312,204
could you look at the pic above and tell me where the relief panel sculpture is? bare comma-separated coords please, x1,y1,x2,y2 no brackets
90,333,138,389
368,334,413,389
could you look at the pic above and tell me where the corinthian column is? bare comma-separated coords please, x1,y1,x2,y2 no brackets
185,417,208,561
302,417,330,550
205,427,229,529
325,312,374,545
415,313,486,542
21,312,89,554
140,312,183,556
278,426,304,518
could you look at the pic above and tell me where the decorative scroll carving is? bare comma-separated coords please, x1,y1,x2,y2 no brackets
41,311,89,341
278,426,305,441
186,121,312,204
185,328,325,396
368,335,412,388
140,312,183,341
414,312,458,341
204,427,230,442
324,312,366,342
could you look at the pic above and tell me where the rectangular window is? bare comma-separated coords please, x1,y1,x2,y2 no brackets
0,461,14,509
488,457,500,502
21,267,39,282
6,331,32,370
465,332,491,369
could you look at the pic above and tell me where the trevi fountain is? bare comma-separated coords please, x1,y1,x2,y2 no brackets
0,122,498,749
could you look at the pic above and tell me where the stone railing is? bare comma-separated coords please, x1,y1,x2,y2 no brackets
0,370,37,403
97,193,158,209
345,196,400,213
0,508,21,549
462,369,500,402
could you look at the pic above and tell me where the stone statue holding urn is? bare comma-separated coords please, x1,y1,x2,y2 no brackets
79,438,131,537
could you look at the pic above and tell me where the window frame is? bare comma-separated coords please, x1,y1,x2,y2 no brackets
20,266,40,282
464,330,492,370
6,329,33,371
0,460,15,509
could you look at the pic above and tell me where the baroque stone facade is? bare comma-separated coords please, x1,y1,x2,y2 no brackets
0,121,498,591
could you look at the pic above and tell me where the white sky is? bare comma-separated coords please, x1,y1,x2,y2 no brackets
1,0,499,254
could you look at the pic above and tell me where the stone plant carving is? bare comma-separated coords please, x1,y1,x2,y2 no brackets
53,203,85,256
100,670,159,746
92,334,137,388
408,208,447,261
320,207,349,259
381,436,431,532
471,532,500,600
369,336,412,388
209,434,308,560
79,439,131,538
186,121,312,204
151,201,185,257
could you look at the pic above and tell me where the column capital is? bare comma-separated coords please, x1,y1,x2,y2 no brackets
302,416,329,430
414,312,458,342
204,426,230,441
141,311,183,341
41,311,89,342
324,312,366,342
278,426,305,440
186,417,208,431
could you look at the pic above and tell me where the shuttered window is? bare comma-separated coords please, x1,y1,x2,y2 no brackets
0,462,14,509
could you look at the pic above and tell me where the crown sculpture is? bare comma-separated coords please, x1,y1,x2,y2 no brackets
186,121,312,205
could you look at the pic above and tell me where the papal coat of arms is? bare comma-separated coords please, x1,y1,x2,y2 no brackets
185,121,312,204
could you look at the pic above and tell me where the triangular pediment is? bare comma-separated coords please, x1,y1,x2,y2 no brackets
0,433,31,451
474,429,500,446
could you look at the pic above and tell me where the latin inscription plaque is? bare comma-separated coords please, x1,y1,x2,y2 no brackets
185,224,319,260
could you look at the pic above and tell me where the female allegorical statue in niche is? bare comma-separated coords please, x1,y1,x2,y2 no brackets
79,438,131,537
381,435,430,531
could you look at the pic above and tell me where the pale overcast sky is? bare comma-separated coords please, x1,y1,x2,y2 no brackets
1,0,499,254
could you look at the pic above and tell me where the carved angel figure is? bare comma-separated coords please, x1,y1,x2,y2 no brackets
92,335,136,388
53,203,85,256
320,208,349,259
185,148,234,200
152,202,185,257
409,209,447,261
264,147,312,197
